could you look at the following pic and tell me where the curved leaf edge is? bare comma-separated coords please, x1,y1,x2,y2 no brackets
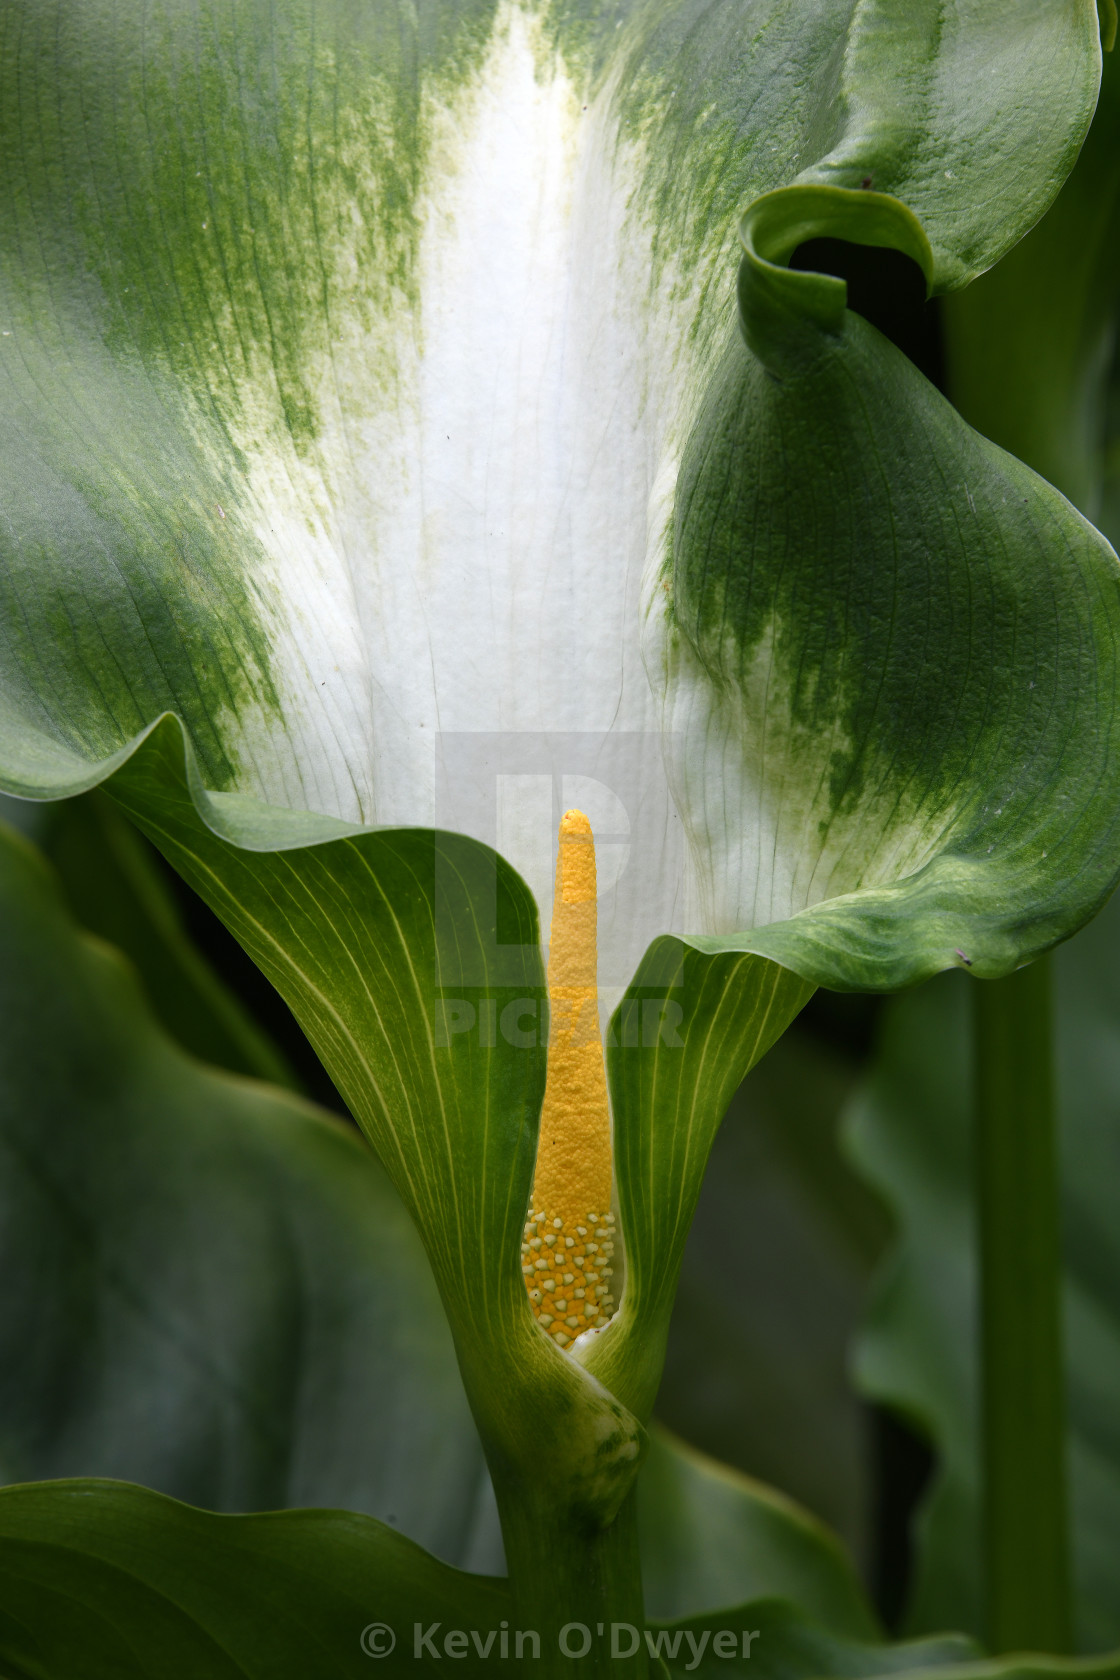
640,1425,880,1640
0,1473,510,1594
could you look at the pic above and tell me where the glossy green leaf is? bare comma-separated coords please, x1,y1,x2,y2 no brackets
0,814,493,1564
655,1600,1118,1680
0,1447,890,1674
0,1480,508,1679
0,1479,894,1679
0,0,1112,997
654,1599,972,1680
3,1480,1113,1680
637,1430,876,1638
41,789,298,1088
846,888,1120,1651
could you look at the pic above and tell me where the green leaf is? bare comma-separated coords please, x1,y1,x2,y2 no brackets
655,1028,890,1562
0,1480,1111,1680
637,1429,877,1639
653,1600,1118,1680
942,35,1120,514
0,789,48,842
0,1479,508,1679
845,888,1120,1651
41,789,298,1088
652,1599,973,1680
0,814,494,1563
1105,352,1120,547
0,0,1111,992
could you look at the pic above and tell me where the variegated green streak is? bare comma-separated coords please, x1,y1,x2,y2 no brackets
0,0,1119,1662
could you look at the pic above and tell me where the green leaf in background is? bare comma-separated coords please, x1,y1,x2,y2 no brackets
656,1026,890,1567
1,1481,896,1680
637,1429,876,1638
656,1599,973,1680
847,49,1120,1651
656,1601,1116,1680
2,1481,1110,1680
0,1482,922,1680
0,814,493,1564
1105,351,1120,546
0,1480,508,1679
0,0,1114,1000
942,32,1120,517
40,789,299,1089
846,886,1120,1651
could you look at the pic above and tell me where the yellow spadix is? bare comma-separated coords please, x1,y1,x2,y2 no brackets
522,809,616,1348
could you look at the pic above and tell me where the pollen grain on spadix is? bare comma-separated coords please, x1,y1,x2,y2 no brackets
523,809,616,1349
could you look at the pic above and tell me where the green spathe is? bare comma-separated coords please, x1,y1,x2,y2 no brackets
99,718,807,1501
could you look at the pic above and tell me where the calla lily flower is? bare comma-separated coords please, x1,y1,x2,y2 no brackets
2,0,1120,1632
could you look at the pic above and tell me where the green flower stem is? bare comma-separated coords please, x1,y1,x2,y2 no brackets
974,956,1071,1653
494,1477,649,1677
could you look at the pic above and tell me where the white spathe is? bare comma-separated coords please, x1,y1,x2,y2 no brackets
213,5,731,987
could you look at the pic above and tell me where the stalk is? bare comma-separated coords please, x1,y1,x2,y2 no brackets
495,1476,649,1677
973,955,1071,1652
